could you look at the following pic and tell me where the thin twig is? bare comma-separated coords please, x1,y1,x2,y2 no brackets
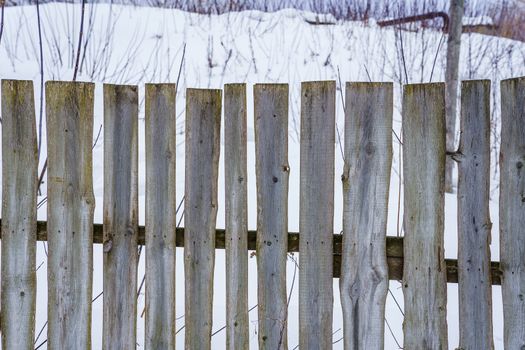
92,124,103,149
36,0,45,170
211,304,258,337
397,26,409,84
429,32,445,82
34,321,47,345
175,43,186,96
35,339,47,349
37,159,47,194
335,66,346,161
385,317,403,349
388,288,405,316
0,0,5,46
72,0,87,81
278,254,298,349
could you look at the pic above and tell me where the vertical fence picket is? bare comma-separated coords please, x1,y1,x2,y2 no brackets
402,83,448,349
224,84,249,349
500,77,525,348
103,84,139,349
298,81,335,349
46,81,95,349
145,83,177,349
1,80,38,350
254,84,289,350
340,82,393,349
184,88,222,350
457,80,493,349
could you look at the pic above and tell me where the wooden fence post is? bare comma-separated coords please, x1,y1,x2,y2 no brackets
500,77,525,349
46,81,95,349
145,83,177,349
254,83,289,350
402,83,448,349
1,80,38,350
457,80,493,349
184,88,222,350
340,82,393,349
103,84,139,349
224,83,249,349
299,81,335,349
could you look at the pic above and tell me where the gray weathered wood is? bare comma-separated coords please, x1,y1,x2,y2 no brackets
1,80,38,350
184,88,222,350
340,82,393,350
457,80,493,350
144,83,177,349
103,84,139,349
46,81,95,349
402,83,448,349
298,81,335,349
254,83,289,350
224,83,249,350
500,76,525,349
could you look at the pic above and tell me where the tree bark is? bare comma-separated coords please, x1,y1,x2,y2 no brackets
444,0,464,193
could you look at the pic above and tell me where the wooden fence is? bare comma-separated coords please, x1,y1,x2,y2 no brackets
0,77,523,349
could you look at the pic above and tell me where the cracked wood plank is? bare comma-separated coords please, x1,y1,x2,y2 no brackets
340,82,393,350
103,84,139,349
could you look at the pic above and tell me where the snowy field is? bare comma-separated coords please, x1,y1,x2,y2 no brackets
1,2,525,349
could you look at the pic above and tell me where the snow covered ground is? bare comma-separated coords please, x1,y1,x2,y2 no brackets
1,2,525,349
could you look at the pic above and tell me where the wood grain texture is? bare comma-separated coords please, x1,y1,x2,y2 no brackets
224,83,249,350
1,80,38,350
500,77,525,349
144,84,177,349
46,81,95,349
254,83,289,350
402,83,448,349
457,80,494,350
184,88,222,350
298,81,335,349
103,84,139,350
340,82,392,350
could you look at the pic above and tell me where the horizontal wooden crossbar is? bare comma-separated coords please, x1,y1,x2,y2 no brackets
0,220,501,284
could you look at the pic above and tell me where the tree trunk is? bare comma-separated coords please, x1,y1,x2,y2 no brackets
445,0,464,193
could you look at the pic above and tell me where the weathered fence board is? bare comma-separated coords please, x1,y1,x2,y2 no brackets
224,83,249,350
1,80,38,350
402,83,448,349
457,80,493,350
144,83,177,349
340,82,393,350
500,76,525,348
298,81,335,349
103,84,139,349
46,81,95,349
254,84,289,350
184,88,222,350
